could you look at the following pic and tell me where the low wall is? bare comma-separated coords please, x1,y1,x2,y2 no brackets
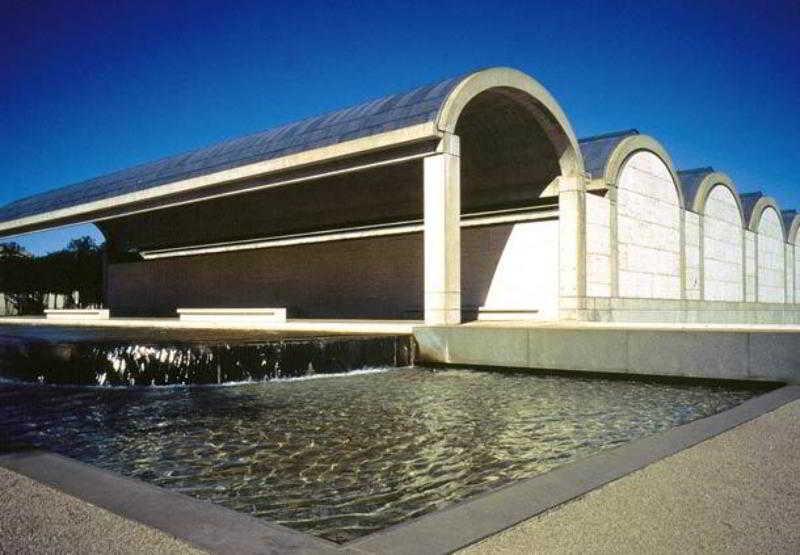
414,325,800,384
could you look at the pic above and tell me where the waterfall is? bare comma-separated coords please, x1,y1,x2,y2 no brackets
0,335,415,386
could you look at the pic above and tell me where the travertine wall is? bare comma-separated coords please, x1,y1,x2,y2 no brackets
756,208,785,303
786,245,795,304
581,147,800,323
795,244,800,303
744,231,757,302
703,186,744,301
478,220,559,319
685,212,701,300
616,151,682,299
585,193,612,297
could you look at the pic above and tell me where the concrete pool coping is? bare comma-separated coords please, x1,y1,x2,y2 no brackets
1,384,798,554
0,316,420,335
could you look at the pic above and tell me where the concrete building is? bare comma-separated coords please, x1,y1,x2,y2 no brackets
1,67,799,325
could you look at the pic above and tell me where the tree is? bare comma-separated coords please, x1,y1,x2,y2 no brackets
0,242,41,314
0,236,106,315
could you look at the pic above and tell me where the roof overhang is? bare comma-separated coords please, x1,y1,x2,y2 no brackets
0,123,441,238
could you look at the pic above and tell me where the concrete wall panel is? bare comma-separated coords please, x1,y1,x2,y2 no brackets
108,233,425,319
477,220,560,319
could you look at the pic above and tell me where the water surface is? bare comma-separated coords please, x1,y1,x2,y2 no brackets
0,368,760,542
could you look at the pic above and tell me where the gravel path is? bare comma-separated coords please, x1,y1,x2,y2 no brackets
0,466,203,555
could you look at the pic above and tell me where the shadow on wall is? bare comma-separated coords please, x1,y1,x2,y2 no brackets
463,221,559,320
107,220,560,321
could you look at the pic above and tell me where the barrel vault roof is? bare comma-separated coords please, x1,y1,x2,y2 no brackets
0,74,466,226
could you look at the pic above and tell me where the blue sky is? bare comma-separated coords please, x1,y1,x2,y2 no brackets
1,0,798,254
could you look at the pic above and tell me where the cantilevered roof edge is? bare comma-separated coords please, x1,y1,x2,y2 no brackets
0,73,468,237
0,123,443,237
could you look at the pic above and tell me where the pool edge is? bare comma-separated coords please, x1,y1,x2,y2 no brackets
345,384,800,554
2,385,798,555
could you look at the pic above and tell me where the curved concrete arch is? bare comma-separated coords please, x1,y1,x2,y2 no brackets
690,172,745,224
603,135,685,208
784,212,800,245
747,196,786,239
436,67,584,177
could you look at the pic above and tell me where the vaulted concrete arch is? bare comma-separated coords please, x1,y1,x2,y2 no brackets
684,171,745,222
783,210,800,245
427,67,585,322
436,67,583,179
743,194,786,239
603,135,685,209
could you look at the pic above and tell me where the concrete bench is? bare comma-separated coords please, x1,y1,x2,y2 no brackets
44,309,110,321
177,308,287,325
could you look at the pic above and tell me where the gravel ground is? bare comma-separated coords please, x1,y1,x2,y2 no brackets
462,399,800,554
0,467,204,555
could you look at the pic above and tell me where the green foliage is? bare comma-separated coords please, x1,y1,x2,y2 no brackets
0,236,105,315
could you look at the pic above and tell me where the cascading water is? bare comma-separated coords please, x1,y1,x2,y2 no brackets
0,333,415,385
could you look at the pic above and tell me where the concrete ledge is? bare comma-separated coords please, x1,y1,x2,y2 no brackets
177,307,288,324
0,316,417,335
44,309,110,321
415,325,800,383
2,385,796,555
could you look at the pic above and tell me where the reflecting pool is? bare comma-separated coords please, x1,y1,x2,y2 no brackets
0,368,762,542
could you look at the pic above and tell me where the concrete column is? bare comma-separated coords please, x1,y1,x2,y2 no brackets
423,136,461,325
786,243,794,304
558,174,588,320
608,184,619,298
679,209,687,300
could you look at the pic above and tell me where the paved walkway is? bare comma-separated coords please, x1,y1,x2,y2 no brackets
0,467,202,555
462,399,800,554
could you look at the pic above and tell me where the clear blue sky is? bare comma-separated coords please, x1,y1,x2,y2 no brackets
1,0,798,254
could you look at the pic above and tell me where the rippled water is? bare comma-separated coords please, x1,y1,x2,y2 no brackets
0,368,760,542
